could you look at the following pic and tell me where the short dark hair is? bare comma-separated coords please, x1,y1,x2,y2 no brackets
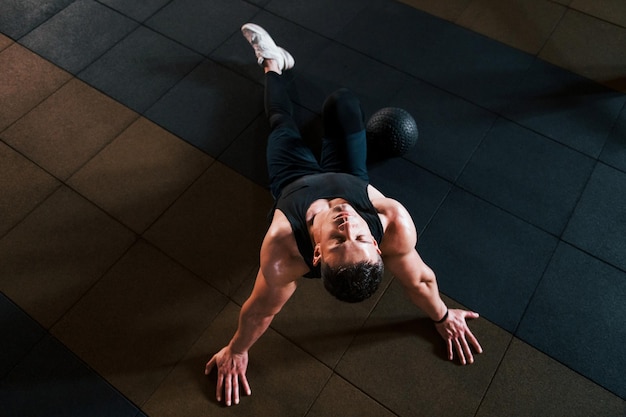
321,258,384,303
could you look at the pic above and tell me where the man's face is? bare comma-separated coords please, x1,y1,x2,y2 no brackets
312,200,381,268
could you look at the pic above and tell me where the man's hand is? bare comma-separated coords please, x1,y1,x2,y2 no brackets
205,346,251,406
435,309,483,365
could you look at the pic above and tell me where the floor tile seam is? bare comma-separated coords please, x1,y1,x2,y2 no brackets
563,4,626,30
402,2,626,94
0,64,74,134
1,301,145,413
512,330,626,401
471,334,516,417
138,289,233,411
0,290,49,381
307,370,400,417
0,140,65,242
302,372,335,417
534,1,570,59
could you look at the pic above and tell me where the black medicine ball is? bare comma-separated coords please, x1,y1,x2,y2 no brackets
366,107,418,158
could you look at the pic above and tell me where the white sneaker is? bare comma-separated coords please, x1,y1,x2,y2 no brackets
241,23,295,72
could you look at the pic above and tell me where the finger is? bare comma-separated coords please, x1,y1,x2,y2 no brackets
224,375,233,406
233,374,240,405
205,356,216,375
464,311,480,320
466,330,483,354
216,371,224,403
461,337,474,364
454,338,466,365
240,374,252,396
446,339,454,361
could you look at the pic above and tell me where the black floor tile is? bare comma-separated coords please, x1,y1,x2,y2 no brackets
457,117,595,236
267,0,386,39
98,0,171,22
1,334,140,417
388,77,497,182
78,26,203,113
145,0,259,56
502,59,626,158
368,158,452,233
220,114,271,188
145,59,264,156
517,242,626,399
336,2,457,77
0,293,46,379
563,162,626,271
600,103,626,172
336,1,535,112
290,41,407,118
418,187,559,332
20,0,138,74
0,0,74,40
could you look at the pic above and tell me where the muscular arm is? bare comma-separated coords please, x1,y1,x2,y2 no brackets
230,266,297,354
205,214,303,405
377,198,482,364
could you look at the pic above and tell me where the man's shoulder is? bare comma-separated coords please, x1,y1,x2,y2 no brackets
261,209,309,282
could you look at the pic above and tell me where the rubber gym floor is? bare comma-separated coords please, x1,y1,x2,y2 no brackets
1,0,625,416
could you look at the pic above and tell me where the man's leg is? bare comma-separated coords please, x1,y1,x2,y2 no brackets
319,88,369,182
241,23,322,199
264,71,323,198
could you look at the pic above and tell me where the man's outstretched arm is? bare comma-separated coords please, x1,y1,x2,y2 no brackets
205,266,297,405
379,199,483,364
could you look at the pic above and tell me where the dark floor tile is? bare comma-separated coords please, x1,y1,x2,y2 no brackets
336,280,511,417
336,2,453,79
79,26,203,113
477,338,626,417
563,162,626,271
517,242,626,400
0,334,140,417
98,0,170,22
0,186,136,328
0,0,74,39
267,0,385,39
20,0,138,74
337,1,534,112
219,114,271,189
143,302,331,416
0,141,59,237
418,187,558,332
0,292,46,379
368,158,452,233
0,43,71,131
210,10,331,86
145,59,264,156
600,103,626,172
290,41,407,118
387,77,497,182
457,118,595,236
145,0,258,56
502,59,626,158
68,117,212,234
52,240,229,405
1,78,138,180
144,162,273,296
307,374,396,417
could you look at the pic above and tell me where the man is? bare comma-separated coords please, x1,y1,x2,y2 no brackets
205,23,483,406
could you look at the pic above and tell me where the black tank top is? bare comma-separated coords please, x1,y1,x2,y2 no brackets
272,172,384,278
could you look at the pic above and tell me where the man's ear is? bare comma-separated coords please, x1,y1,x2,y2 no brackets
312,243,322,266
373,238,382,255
